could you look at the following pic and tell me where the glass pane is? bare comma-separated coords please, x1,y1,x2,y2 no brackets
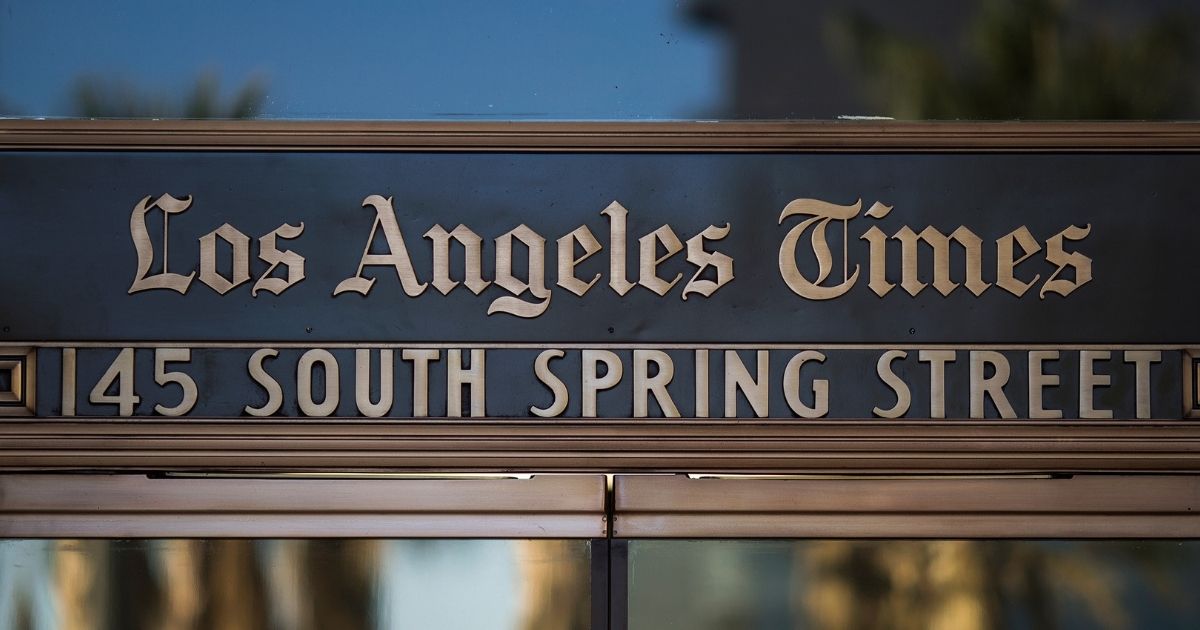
0,539,593,630
2,0,1197,120
627,540,1200,629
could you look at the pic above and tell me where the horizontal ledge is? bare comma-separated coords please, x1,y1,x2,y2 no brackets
2,421,1199,472
612,514,1200,538
4,120,1200,151
0,514,605,539
16,341,1200,350
0,474,605,512
4,418,1199,432
612,474,1200,537
614,475,1200,513
0,474,607,538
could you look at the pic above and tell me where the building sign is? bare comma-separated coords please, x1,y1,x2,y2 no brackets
0,150,1195,420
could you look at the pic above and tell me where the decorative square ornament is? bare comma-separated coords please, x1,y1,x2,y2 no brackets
1184,349,1200,419
0,347,36,416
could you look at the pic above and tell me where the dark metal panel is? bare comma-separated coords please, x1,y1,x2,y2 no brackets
29,346,1185,419
0,151,1195,344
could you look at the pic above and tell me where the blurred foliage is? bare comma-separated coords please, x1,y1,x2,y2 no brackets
799,540,1192,630
72,72,265,119
1,539,591,630
629,539,1197,629
829,0,1197,119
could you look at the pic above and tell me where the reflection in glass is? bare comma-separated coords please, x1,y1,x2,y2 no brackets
824,0,1197,120
628,540,1200,630
71,72,266,120
693,0,1200,120
0,539,591,630
2,0,1197,120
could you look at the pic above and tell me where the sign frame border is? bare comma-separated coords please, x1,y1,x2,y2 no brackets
2,120,1198,474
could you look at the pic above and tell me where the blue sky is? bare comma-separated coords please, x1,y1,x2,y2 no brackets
0,0,724,119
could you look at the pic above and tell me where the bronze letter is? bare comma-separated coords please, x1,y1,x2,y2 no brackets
128,194,196,294
681,224,735,300
333,195,428,297
1041,224,1093,298
778,198,861,300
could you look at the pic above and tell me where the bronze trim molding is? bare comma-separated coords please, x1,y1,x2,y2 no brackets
4,471,1193,538
4,120,1200,152
0,473,607,538
4,122,1198,477
3,420,1199,474
613,474,1200,538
